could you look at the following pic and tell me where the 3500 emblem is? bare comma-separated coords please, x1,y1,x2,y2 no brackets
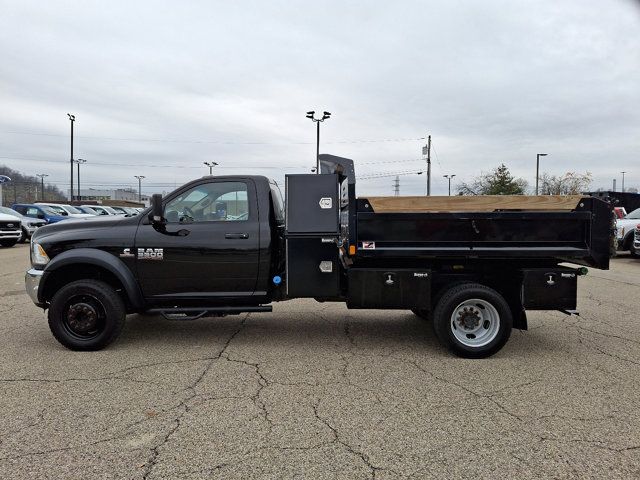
120,248,163,260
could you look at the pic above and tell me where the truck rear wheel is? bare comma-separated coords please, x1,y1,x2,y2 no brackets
433,283,512,358
48,280,126,351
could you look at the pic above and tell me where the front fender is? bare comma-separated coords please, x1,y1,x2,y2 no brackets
41,248,144,309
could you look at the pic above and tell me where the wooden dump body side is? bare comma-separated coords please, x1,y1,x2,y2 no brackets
353,195,611,269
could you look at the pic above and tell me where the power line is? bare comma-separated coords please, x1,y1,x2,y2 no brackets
0,130,425,146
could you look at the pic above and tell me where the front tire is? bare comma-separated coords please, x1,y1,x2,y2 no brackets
433,283,512,358
48,280,126,351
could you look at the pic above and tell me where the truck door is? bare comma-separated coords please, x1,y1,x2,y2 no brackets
134,179,260,300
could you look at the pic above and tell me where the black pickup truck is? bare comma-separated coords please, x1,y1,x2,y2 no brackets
25,155,612,358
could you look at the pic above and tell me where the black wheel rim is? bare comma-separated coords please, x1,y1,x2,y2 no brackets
62,294,107,340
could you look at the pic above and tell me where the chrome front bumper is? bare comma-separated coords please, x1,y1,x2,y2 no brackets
25,268,44,306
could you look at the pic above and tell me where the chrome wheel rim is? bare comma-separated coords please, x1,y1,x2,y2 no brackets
450,299,500,348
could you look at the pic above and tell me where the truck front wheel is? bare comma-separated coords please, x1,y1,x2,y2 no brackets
48,280,126,351
433,283,512,358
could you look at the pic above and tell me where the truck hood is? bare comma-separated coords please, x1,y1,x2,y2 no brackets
0,213,21,222
32,214,130,240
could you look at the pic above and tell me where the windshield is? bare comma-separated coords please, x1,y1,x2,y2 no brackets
46,205,67,215
80,206,98,214
625,208,640,220
40,207,60,216
0,206,22,218
63,205,83,214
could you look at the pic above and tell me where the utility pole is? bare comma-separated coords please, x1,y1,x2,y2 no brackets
203,161,218,175
613,179,617,191
75,159,86,202
422,135,431,196
621,171,628,192
134,176,145,203
36,174,49,201
67,113,75,201
393,175,400,196
306,111,331,173
443,174,456,196
535,153,548,195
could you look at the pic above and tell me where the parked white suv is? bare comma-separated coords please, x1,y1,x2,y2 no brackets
616,207,640,257
35,203,94,219
0,211,22,247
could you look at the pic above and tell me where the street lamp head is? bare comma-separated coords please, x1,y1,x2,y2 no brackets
67,113,75,121
75,158,86,164
306,111,315,119
538,153,548,157
416,171,423,175
322,111,331,120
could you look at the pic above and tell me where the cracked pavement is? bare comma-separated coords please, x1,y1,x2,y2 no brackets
1,243,640,479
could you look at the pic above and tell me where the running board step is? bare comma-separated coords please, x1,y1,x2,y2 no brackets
148,305,272,321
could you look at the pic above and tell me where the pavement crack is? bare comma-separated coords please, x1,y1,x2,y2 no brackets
221,354,274,431
407,360,523,421
312,401,381,479
141,314,249,479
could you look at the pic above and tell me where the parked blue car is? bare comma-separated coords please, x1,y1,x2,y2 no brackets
11,204,69,224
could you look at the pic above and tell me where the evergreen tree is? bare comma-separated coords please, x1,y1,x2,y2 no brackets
458,164,528,195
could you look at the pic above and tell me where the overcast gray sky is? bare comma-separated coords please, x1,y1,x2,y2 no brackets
1,0,639,197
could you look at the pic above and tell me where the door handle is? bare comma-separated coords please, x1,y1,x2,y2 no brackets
225,233,249,239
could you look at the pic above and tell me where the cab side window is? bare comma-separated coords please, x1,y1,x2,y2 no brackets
164,182,250,224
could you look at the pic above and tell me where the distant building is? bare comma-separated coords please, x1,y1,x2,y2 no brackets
69,188,150,206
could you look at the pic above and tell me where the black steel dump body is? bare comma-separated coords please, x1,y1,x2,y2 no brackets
354,196,611,270
314,154,612,271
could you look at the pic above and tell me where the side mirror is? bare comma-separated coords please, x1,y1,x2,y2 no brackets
150,194,164,224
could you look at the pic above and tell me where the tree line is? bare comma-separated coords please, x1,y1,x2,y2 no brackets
0,165,66,205
457,164,593,195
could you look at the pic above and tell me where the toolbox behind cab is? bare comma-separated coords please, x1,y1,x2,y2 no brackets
285,174,342,298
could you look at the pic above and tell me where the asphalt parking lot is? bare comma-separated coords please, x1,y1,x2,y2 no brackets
1,243,639,479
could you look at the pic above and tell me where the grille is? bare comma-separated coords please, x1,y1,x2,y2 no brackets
0,221,20,230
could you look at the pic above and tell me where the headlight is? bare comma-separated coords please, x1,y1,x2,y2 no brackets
31,242,50,266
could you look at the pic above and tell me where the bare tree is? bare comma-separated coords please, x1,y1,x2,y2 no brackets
539,172,592,195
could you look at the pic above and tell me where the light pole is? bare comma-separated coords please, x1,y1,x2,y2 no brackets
443,174,456,196
535,153,548,195
67,113,75,201
36,174,49,201
621,171,628,192
75,159,86,202
306,110,331,174
134,175,145,203
204,161,218,175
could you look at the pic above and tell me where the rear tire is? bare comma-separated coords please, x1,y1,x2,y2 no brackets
433,283,512,358
0,239,18,248
48,279,126,351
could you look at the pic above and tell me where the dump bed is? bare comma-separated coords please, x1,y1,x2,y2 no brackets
354,195,612,269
